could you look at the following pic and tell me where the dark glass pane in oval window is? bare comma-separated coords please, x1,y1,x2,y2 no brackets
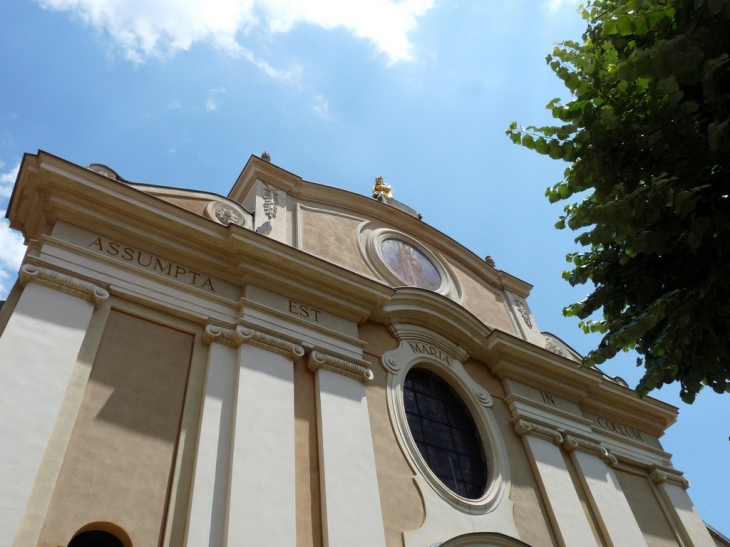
403,369,487,499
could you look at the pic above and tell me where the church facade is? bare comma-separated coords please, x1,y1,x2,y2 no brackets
0,151,721,547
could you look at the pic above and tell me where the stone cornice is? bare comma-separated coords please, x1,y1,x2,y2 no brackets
9,151,394,325
562,434,618,466
513,419,563,445
307,350,374,383
18,264,109,306
650,467,690,489
484,330,677,437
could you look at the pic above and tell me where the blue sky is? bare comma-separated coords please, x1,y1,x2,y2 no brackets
1,0,727,535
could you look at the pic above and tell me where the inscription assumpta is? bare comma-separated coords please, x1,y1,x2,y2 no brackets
88,236,216,291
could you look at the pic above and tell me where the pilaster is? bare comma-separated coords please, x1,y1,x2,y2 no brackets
0,266,108,547
514,420,599,547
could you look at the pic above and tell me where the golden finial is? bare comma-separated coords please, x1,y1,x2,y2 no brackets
372,176,394,199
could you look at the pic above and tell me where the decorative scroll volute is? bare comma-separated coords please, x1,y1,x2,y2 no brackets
19,264,109,306
562,434,618,466
514,419,563,445
307,351,374,383
202,323,304,360
650,468,690,489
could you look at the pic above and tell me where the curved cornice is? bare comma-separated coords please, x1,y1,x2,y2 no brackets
372,287,492,356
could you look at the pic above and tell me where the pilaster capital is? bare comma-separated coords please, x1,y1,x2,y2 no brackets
19,264,109,306
236,325,305,360
650,467,690,489
513,419,563,445
308,350,374,383
562,434,618,466
203,324,240,347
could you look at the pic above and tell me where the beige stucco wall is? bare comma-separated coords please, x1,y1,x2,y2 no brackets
158,196,208,216
361,322,425,546
615,469,680,547
451,263,517,335
294,354,323,547
300,208,374,278
39,309,194,547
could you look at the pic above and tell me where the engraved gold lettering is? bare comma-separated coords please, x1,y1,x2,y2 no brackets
107,241,120,256
596,417,644,442
312,309,321,322
289,300,297,313
124,247,137,261
89,237,103,251
190,271,200,284
287,300,321,322
300,304,310,318
201,277,215,291
174,265,186,278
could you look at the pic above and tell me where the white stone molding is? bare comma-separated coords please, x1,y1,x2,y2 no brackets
202,324,240,347
562,434,618,466
307,351,373,383
514,419,563,445
360,225,462,302
650,468,690,489
236,325,304,359
438,532,532,547
380,323,516,546
19,264,109,306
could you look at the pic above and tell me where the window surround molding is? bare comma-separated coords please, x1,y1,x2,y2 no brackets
361,226,462,302
381,322,509,514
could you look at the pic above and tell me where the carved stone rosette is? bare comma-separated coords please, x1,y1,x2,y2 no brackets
650,468,690,489
562,434,618,466
514,419,563,445
307,351,374,383
19,264,109,306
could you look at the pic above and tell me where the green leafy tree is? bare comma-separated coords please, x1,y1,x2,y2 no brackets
508,0,730,402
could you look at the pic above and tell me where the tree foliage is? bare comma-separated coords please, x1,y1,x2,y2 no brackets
508,0,730,402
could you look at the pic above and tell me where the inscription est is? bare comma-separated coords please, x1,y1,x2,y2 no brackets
288,300,321,322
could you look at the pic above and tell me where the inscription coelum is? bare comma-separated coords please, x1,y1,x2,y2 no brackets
88,236,215,291
596,417,644,442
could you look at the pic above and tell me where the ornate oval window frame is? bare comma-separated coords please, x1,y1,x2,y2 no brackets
365,228,461,301
382,325,509,514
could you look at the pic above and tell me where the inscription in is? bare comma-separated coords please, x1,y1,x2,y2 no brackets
596,417,644,442
408,342,452,366
88,236,215,292
540,391,556,406
288,300,322,322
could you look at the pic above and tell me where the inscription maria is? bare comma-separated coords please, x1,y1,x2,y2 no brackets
88,236,216,292
408,342,452,366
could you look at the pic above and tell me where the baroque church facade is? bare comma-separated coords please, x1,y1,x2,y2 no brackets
0,151,723,547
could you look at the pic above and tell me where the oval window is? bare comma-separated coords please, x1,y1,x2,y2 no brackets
403,368,487,499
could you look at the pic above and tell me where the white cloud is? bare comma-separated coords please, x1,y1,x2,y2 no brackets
36,0,434,67
0,212,25,298
205,97,219,112
546,0,580,13
0,161,20,198
313,95,330,119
